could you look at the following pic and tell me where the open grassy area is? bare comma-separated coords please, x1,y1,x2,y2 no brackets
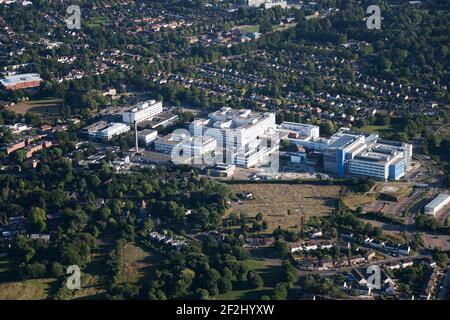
229,183,341,232
436,123,450,138
374,183,412,202
353,122,402,135
273,23,297,32
71,253,107,300
342,193,377,211
118,242,160,285
86,16,110,28
70,239,113,300
0,278,59,300
236,25,259,33
218,248,283,300
218,282,273,300
0,256,58,300
0,240,160,300
6,98,63,116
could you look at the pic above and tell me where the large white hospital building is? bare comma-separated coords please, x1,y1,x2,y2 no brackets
189,108,278,168
122,100,163,124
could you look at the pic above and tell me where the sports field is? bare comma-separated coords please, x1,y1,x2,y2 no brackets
6,98,63,115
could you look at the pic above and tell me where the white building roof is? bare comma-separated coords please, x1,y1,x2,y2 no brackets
138,129,157,136
125,99,159,114
0,73,42,86
193,107,274,130
97,123,129,136
425,194,450,210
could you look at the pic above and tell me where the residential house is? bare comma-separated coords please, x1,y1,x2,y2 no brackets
351,269,367,286
334,256,349,268
365,250,376,261
348,255,366,265
318,259,334,270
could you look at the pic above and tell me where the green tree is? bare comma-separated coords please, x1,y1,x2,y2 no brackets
273,240,290,259
13,149,27,164
27,207,47,232
247,270,264,289
272,282,288,300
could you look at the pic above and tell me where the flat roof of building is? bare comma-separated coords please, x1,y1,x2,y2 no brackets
346,142,366,153
280,121,319,129
327,134,357,149
138,129,157,136
82,120,108,132
131,150,171,163
353,150,399,164
138,112,178,129
156,133,184,145
124,99,160,113
183,136,215,145
371,145,398,155
211,163,236,171
0,73,43,86
425,193,450,210
98,123,129,134
377,138,406,147
193,107,274,130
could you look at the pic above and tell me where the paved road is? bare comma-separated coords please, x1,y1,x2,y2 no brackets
413,154,444,189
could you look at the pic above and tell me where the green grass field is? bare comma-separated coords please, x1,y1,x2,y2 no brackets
0,278,59,300
273,23,297,32
86,16,110,28
342,193,377,211
7,98,63,116
353,123,402,134
375,183,412,201
236,25,260,33
0,256,59,300
118,242,160,285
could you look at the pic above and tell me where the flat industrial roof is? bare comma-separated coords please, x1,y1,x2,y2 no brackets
138,129,157,135
425,193,450,209
0,73,42,86
156,134,184,145
281,121,319,129
124,100,159,113
327,135,356,149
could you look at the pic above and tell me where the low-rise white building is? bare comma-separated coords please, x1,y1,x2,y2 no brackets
182,136,216,157
94,123,130,141
246,0,287,8
424,193,450,216
137,129,158,146
0,73,42,90
0,123,29,134
155,133,184,154
279,122,320,140
209,164,236,177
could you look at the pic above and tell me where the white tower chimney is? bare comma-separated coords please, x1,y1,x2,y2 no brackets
134,121,139,154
